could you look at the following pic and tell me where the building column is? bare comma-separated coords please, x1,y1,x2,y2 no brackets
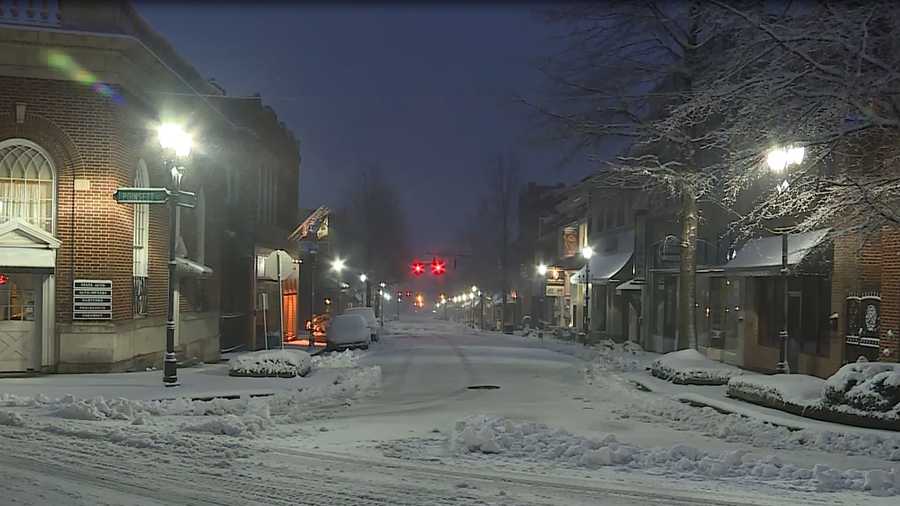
880,229,900,362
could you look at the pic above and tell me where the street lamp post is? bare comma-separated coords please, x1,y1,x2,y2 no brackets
536,263,548,331
158,123,192,387
767,145,805,374
359,273,370,308
581,246,594,346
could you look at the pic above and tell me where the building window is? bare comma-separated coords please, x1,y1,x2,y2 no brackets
756,277,831,355
0,140,55,232
133,159,150,316
0,275,36,321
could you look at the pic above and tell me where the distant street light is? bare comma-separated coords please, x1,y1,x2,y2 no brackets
766,145,806,374
157,122,193,387
536,263,548,276
471,285,478,293
359,273,367,283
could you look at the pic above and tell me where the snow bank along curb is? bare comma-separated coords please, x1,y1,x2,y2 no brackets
228,349,312,378
727,363,900,432
451,415,900,496
651,349,746,385
0,365,382,437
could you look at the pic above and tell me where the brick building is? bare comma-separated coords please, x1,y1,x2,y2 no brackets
0,1,300,372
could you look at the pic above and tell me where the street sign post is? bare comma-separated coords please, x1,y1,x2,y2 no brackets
113,187,170,204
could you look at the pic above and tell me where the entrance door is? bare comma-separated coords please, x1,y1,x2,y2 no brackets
0,273,39,372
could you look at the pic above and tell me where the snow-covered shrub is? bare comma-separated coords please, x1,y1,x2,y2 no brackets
651,349,746,385
823,362,900,413
727,374,825,406
228,349,311,378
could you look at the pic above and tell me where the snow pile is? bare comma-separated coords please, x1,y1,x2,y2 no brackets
651,349,746,385
183,414,273,437
620,395,900,461
824,361,900,416
49,395,148,421
451,415,900,495
228,349,312,377
311,349,365,369
727,374,825,405
0,410,25,427
151,366,382,424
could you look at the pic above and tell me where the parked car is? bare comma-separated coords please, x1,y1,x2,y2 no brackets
326,314,370,350
346,307,379,342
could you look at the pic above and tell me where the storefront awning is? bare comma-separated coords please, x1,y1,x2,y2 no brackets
571,250,632,284
176,257,213,278
724,228,829,276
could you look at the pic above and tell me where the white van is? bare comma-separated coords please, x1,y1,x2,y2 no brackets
346,307,379,342
326,314,370,350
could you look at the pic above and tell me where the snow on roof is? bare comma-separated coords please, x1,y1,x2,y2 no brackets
725,228,829,272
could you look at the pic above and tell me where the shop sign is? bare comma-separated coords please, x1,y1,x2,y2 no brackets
73,279,112,320
545,285,564,297
562,227,579,258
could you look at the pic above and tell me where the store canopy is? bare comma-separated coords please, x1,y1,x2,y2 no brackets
571,250,632,284
724,228,829,275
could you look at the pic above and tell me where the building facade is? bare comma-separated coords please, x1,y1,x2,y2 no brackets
0,1,300,373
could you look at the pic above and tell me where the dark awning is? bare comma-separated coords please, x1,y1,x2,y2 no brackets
724,228,829,276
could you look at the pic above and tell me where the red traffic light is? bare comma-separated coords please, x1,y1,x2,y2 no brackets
430,257,446,276
411,259,425,276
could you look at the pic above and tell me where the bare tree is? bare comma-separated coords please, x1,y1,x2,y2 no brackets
669,1,900,240
459,155,520,328
526,1,741,348
338,165,411,283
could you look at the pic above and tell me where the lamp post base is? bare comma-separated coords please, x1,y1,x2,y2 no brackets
163,352,179,387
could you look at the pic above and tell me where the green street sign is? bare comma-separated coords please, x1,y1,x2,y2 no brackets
114,187,170,204
176,190,197,209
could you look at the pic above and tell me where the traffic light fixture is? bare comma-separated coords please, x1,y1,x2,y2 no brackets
411,259,425,276
430,257,446,276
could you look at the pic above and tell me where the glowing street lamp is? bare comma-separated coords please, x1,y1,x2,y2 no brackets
536,263,548,276
359,273,367,283
580,245,595,343
156,122,194,387
331,257,346,273
765,144,805,373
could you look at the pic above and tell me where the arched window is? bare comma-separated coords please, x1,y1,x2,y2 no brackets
0,139,55,233
133,159,150,316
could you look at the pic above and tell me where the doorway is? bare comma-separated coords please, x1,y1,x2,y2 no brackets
0,272,40,371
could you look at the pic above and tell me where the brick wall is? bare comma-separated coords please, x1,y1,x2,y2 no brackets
831,230,900,363
0,76,169,323
880,229,900,360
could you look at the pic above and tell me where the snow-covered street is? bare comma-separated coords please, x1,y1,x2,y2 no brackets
2,314,899,504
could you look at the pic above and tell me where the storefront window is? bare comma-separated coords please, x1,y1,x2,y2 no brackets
0,140,55,233
0,275,36,321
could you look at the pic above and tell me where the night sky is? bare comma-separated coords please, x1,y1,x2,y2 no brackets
135,2,590,251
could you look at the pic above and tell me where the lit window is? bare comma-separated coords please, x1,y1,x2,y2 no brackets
0,140,55,232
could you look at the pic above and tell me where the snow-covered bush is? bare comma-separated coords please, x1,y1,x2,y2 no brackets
727,375,825,406
228,349,311,378
651,349,746,385
823,362,900,413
